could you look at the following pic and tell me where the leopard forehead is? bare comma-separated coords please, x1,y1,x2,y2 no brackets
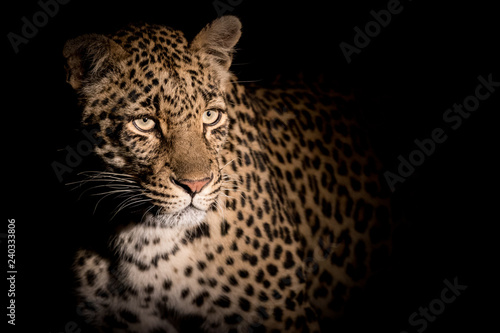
82,24,226,127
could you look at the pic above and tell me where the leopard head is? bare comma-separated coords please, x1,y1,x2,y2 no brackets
63,16,242,227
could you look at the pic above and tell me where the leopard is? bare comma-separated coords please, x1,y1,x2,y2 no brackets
63,15,392,333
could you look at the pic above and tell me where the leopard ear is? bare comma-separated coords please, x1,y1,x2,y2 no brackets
63,34,128,90
191,16,242,71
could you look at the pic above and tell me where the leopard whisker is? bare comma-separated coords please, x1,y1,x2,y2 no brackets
111,194,151,220
219,159,236,171
92,190,143,214
140,204,157,223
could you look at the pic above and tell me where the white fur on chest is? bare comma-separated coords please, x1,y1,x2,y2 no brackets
112,212,231,316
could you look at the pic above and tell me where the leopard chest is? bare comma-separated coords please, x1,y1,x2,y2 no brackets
112,219,222,311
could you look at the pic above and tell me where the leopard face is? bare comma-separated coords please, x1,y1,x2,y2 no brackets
64,18,241,227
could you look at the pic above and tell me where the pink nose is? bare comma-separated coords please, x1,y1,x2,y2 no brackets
172,176,212,195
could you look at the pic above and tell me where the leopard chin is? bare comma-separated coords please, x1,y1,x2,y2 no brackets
148,205,207,228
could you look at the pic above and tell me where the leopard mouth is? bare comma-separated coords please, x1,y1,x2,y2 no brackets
149,196,210,213
187,202,205,211
141,178,220,226
148,203,208,227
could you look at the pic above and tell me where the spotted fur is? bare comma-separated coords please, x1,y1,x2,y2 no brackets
64,16,392,333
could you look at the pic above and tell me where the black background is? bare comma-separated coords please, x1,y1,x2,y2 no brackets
3,0,499,332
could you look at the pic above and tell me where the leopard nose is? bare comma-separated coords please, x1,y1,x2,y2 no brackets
171,175,212,196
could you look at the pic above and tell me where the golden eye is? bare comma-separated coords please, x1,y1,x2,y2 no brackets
132,117,156,132
202,110,221,125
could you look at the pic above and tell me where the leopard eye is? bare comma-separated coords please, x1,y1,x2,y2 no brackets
202,110,221,126
132,118,156,132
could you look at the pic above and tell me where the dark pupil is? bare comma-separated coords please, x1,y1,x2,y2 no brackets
142,118,149,123
206,111,212,117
